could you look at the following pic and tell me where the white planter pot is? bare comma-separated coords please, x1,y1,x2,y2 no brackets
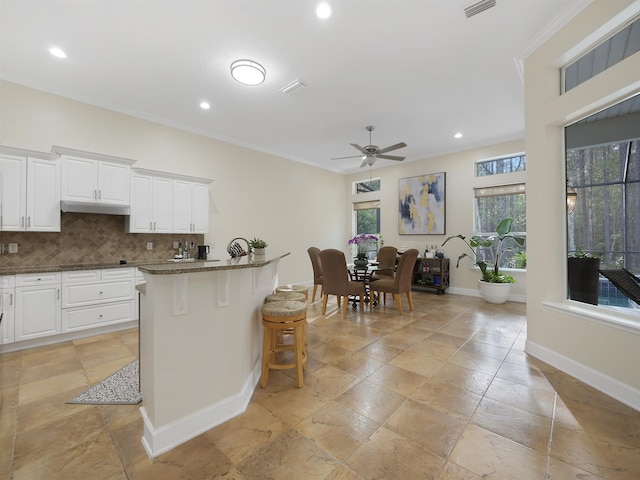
478,280,512,304
253,248,266,256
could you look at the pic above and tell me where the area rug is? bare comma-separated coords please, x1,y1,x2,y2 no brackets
67,360,142,405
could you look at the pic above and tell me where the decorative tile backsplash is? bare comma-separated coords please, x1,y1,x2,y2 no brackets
0,213,204,268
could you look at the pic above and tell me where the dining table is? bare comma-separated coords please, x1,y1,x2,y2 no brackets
347,262,381,307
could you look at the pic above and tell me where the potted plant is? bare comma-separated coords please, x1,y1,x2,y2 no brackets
249,237,268,255
442,217,525,304
568,248,600,305
348,233,380,266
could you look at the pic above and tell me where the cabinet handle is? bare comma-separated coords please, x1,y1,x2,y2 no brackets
150,221,153,230
98,190,102,200
28,216,31,227
21,216,25,227
153,221,156,231
94,189,98,200
9,293,13,306
99,314,103,318
99,291,103,295
57,289,60,300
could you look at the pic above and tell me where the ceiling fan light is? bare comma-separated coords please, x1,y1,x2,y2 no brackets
230,59,266,86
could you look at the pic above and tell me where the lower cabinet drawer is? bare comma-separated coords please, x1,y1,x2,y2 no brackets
62,301,135,332
62,279,134,308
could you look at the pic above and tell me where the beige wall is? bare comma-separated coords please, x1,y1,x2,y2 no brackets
525,0,640,407
345,139,527,298
0,80,346,284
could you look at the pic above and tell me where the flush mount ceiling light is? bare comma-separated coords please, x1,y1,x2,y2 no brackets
316,2,331,19
230,59,266,86
49,46,66,58
200,101,210,110
454,132,463,138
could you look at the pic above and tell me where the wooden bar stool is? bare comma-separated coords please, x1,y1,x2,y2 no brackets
260,300,307,388
275,284,308,302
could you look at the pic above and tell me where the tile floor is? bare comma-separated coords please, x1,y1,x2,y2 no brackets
1,291,639,479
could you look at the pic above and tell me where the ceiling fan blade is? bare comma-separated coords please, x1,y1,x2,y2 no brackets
377,142,407,154
377,154,405,161
350,143,367,154
331,154,363,160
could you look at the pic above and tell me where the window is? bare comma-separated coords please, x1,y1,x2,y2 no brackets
474,185,527,269
565,94,640,312
476,155,526,177
353,200,380,259
563,16,640,93
354,178,380,194
566,139,640,271
474,154,527,269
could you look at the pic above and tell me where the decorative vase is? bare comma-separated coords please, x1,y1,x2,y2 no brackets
478,280,511,304
354,258,369,267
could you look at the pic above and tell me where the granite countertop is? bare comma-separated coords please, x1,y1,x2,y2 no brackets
138,252,291,275
0,258,218,276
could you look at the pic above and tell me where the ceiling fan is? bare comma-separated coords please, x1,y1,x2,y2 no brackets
332,126,407,168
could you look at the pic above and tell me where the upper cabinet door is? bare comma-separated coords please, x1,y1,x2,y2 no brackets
61,156,98,202
152,176,174,233
191,183,209,233
26,158,61,232
172,179,192,233
128,173,153,232
98,161,130,205
0,153,59,232
0,154,27,231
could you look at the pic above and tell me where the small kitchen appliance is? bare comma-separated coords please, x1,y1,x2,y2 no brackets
197,245,210,260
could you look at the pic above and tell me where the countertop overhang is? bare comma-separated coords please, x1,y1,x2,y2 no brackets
138,252,290,275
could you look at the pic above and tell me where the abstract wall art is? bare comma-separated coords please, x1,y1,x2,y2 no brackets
398,172,446,235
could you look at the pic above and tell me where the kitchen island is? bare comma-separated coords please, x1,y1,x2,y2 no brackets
137,252,290,458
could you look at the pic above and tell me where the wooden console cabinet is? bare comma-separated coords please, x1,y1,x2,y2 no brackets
412,257,449,294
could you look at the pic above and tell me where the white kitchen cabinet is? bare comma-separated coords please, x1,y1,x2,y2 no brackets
61,268,135,332
126,170,174,233
173,179,210,233
15,273,61,341
54,146,134,207
1,276,15,345
0,148,60,232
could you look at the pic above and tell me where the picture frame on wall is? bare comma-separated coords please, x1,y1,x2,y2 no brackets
398,172,446,235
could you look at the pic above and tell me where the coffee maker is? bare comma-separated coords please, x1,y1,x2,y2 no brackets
197,245,210,260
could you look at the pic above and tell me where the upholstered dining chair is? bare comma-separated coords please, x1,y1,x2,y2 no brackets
307,247,324,303
369,248,419,315
319,248,365,319
371,245,398,282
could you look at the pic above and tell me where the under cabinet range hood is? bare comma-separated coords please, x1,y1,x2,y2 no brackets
60,200,130,215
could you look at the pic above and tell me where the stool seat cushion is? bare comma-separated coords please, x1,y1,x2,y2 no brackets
265,292,306,303
261,300,307,317
276,285,307,294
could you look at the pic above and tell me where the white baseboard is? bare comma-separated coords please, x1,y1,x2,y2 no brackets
526,340,640,412
446,286,526,303
140,360,261,458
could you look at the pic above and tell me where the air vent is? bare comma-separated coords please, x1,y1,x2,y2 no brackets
279,79,306,94
464,0,496,18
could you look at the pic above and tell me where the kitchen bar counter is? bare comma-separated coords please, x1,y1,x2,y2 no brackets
138,251,290,458
0,258,220,276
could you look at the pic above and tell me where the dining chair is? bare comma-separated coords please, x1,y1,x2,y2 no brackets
319,248,365,319
307,247,324,302
369,248,419,315
371,245,398,282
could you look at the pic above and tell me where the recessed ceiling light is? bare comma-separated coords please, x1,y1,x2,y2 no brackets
454,132,463,139
230,59,266,86
316,2,331,19
49,47,66,58
200,102,210,110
